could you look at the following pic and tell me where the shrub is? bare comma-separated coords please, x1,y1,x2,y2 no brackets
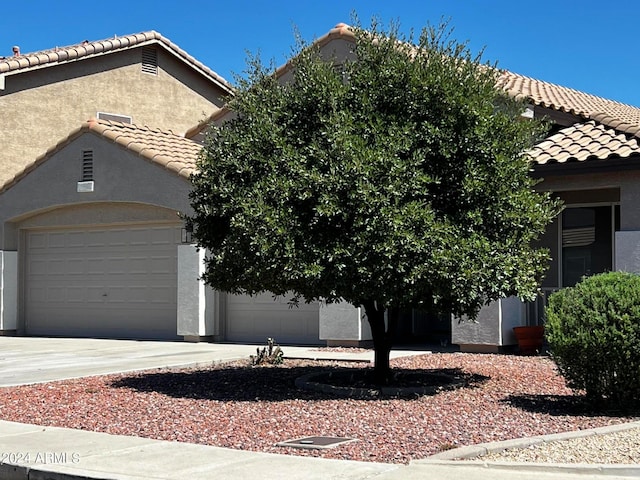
545,271,640,410
250,338,284,366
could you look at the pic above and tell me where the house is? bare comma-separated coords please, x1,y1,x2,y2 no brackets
2,24,640,348
452,72,640,352
0,30,233,188
0,118,343,343
200,24,640,349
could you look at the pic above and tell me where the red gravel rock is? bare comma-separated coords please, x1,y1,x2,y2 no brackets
0,353,635,464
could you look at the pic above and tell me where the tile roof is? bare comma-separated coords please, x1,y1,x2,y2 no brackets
498,72,640,140
312,24,640,138
184,22,640,169
0,31,233,94
529,121,640,165
184,23,354,140
0,119,201,193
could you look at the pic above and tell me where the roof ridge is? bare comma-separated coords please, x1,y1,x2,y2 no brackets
88,117,191,138
0,30,233,93
501,71,639,109
2,30,159,59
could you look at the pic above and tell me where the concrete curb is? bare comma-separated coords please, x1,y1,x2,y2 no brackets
416,459,640,478
418,421,640,478
424,420,640,461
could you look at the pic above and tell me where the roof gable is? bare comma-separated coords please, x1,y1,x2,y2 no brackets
529,121,640,165
0,119,202,194
497,72,640,140
0,31,234,95
189,22,640,166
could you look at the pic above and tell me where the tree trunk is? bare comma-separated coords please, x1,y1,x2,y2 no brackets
363,301,399,385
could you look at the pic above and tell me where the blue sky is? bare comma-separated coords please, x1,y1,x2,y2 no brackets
3,1,638,106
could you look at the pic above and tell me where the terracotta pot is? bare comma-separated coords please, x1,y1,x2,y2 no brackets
513,326,545,355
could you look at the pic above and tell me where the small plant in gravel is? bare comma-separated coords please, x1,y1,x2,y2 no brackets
438,442,456,451
250,338,284,366
545,271,640,410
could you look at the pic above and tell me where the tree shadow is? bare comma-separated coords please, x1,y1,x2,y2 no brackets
501,394,639,418
110,364,488,402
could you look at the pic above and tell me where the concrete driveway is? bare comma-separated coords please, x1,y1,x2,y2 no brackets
0,337,424,387
0,337,263,387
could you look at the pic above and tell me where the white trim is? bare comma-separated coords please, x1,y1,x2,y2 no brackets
76,181,94,193
96,112,132,124
0,251,18,330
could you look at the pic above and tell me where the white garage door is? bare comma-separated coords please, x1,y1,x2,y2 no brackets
226,293,321,345
24,224,181,339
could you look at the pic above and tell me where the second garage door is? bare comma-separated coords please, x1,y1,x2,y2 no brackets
225,292,321,344
24,224,181,339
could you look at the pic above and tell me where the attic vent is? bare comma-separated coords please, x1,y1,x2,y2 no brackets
97,112,132,124
82,150,94,181
77,150,95,193
141,48,158,75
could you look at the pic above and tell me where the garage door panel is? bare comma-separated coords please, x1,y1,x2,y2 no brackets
67,287,85,303
28,233,47,249
226,293,320,344
25,224,181,340
48,232,68,248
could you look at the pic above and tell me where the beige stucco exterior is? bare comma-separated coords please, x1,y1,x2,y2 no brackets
0,132,192,250
0,131,193,336
453,163,640,351
0,45,228,187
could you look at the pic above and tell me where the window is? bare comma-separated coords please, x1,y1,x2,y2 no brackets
528,201,620,325
562,206,617,287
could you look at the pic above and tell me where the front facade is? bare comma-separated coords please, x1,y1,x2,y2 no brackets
3,24,640,348
0,120,198,339
452,76,640,351
0,31,232,188
0,119,358,344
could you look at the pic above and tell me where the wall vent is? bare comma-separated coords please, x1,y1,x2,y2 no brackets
97,111,132,124
81,150,94,181
141,47,158,75
78,150,95,193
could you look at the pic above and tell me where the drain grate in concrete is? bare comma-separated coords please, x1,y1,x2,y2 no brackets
276,436,357,450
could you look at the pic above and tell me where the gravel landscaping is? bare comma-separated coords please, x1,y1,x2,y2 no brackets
0,352,636,464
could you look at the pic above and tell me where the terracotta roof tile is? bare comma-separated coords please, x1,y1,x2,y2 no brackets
0,31,233,94
529,121,640,164
86,119,203,178
498,72,640,140
0,119,203,193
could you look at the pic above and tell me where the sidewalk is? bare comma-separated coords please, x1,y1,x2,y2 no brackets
1,420,639,480
0,338,638,479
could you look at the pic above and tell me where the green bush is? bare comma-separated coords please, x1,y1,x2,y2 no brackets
545,271,640,410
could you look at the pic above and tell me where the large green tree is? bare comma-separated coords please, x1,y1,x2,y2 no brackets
189,21,559,383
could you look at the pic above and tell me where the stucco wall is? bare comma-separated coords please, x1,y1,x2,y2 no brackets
0,46,226,187
452,301,501,347
318,301,371,343
538,169,640,229
0,133,192,249
178,245,207,337
615,231,640,273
